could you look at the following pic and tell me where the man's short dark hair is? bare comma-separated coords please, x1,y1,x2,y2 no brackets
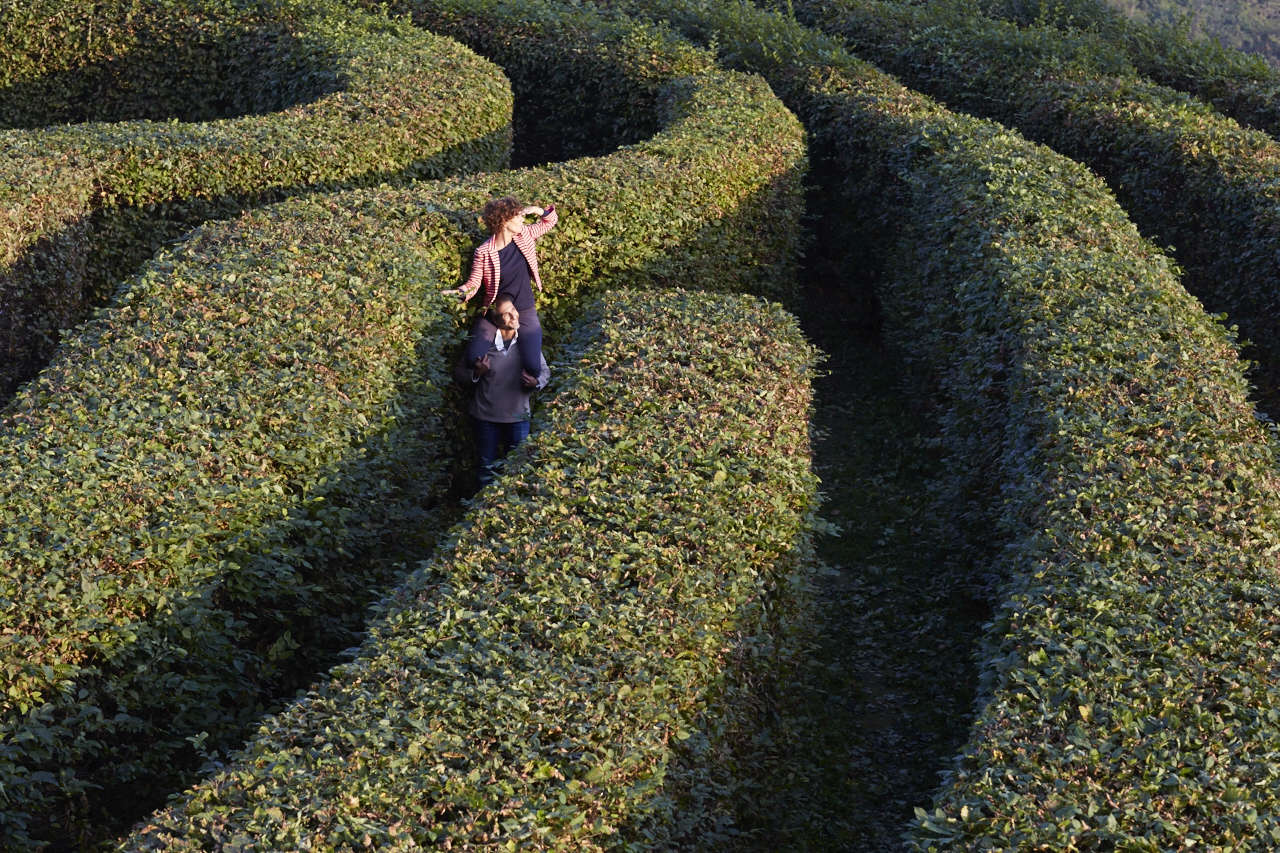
487,294,516,323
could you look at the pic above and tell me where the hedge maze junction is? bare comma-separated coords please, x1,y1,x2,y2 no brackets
4,0,1280,849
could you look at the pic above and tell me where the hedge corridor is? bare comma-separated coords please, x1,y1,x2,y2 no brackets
599,0,1280,848
1,0,807,847
8,0,1280,850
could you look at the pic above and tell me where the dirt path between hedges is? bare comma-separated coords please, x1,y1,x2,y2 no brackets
713,286,995,850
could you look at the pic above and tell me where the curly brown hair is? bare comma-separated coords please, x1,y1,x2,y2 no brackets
481,196,525,235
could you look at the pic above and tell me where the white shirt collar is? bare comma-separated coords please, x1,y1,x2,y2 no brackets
494,327,518,352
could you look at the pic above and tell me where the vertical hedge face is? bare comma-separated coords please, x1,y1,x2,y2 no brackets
788,0,1280,410
119,288,819,851
360,0,718,164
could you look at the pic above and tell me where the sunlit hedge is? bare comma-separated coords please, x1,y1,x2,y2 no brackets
121,288,818,850
0,1,805,845
0,0,512,399
792,0,1280,407
361,0,807,321
977,0,1280,137
603,0,1280,846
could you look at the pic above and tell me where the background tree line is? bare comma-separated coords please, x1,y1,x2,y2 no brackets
1106,0,1280,66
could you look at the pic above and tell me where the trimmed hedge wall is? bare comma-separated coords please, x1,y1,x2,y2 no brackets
0,189,469,850
598,0,1280,845
363,0,704,166
976,0,1280,137
0,2,805,846
791,0,1280,410
0,0,512,400
369,0,807,323
885,129,1280,851
120,288,819,851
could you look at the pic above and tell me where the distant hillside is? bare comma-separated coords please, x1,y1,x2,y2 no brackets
1105,0,1280,66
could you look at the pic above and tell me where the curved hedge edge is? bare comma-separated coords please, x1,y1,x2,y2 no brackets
366,0,809,321
789,0,1280,410
0,0,512,400
593,0,1280,845
896,136,1280,849
0,192,469,849
975,0,1280,137
118,287,820,851
0,3,806,843
362,0,719,165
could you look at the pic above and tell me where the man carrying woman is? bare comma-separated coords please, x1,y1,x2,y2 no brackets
454,295,549,487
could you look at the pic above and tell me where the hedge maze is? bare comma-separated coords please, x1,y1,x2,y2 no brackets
7,0,1280,849
0,0,512,400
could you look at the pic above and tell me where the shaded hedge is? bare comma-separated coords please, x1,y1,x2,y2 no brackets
791,0,1280,409
363,0,700,166
0,0,512,400
886,127,1280,851
599,0,1280,846
0,188,470,851
0,1,805,846
0,0,336,127
120,288,819,850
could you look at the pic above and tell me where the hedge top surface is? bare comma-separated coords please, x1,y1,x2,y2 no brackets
0,0,512,268
120,287,820,851
901,133,1280,846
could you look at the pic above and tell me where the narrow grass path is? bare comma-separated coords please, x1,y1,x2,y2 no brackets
714,287,993,850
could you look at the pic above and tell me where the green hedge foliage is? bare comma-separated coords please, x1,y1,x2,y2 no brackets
0,0,513,400
0,2,806,845
597,0,1280,845
791,0,1280,409
365,0,808,323
361,0,707,165
120,288,819,851
975,0,1280,138
886,129,1280,851
0,188,470,850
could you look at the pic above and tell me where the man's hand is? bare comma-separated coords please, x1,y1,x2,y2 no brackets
473,355,491,378
521,370,540,389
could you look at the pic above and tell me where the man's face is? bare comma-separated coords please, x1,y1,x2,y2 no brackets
495,302,520,331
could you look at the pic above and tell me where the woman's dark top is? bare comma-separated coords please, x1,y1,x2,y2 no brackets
497,239,535,311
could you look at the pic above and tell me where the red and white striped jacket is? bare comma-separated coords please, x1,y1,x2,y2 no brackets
458,205,558,306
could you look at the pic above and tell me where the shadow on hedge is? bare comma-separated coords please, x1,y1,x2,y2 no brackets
621,175,993,849
0,127,510,404
22,164,795,848
0,25,338,129
27,321,457,846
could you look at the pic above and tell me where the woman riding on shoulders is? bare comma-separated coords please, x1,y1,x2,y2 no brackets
454,196,557,377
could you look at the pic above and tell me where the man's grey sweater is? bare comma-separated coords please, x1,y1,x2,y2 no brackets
454,321,550,423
